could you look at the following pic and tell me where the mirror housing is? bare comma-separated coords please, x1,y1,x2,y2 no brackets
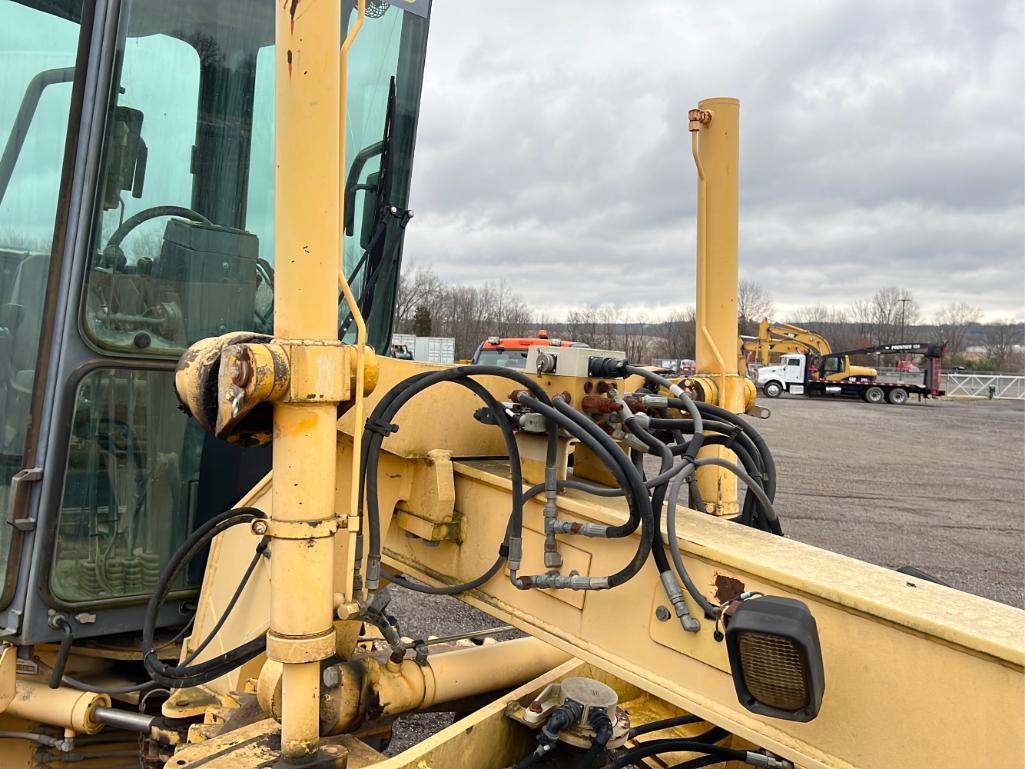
101,106,147,210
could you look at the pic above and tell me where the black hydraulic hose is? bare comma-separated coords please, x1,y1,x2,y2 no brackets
666,465,718,619
361,366,552,591
381,557,506,596
611,739,748,767
666,400,780,533
628,713,703,738
696,435,762,497
375,372,523,598
620,413,675,577
695,457,779,530
689,401,777,498
143,508,266,689
48,617,74,689
580,709,614,769
521,395,655,588
179,537,268,666
694,433,769,531
0,731,71,750
522,479,623,500
550,398,649,538
687,476,705,512
625,366,705,454
655,418,763,474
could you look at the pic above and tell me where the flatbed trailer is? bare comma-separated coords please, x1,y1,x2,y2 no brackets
759,342,947,404
803,376,944,403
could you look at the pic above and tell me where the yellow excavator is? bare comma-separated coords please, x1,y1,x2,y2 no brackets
740,320,877,382
0,2,1022,768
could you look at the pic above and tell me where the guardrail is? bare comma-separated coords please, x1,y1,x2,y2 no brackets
944,373,1025,399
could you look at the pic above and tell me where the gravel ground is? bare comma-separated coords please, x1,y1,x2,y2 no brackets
383,394,1025,753
746,394,1024,607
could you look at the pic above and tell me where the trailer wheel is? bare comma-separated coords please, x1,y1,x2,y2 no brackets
763,381,783,398
863,386,885,404
887,387,909,405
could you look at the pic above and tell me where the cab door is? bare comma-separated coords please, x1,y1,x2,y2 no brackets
0,0,94,626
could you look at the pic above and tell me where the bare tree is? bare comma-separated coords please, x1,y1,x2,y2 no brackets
394,264,444,333
985,321,1025,372
658,307,696,360
933,302,981,356
737,280,773,336
870,287,919,344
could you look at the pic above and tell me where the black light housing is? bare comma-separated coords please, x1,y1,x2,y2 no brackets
725,596,825,722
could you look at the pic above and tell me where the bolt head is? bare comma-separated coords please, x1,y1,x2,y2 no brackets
655,605,672,622
322,667,341,688
251,520,269,535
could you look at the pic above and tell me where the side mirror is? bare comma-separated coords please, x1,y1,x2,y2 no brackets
101,106,147,210
343,140,385,238
359,171,381,249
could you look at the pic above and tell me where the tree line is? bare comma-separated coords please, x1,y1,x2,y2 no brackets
395,264,1024,372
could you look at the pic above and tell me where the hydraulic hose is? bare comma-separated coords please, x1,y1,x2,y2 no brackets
517,395,655,588
628,713,704,738
379,376,521,598
611,739,748,767
625,366,705,453
666,400,780,533
360,366,553,591
618,402,676,578
143,508,267,689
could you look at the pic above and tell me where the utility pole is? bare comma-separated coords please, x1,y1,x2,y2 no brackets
897,297,911,343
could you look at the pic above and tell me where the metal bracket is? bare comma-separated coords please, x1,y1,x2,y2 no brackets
252,517,338,540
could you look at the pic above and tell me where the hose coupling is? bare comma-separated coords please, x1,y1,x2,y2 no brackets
623,433,649,453
640,394,669,409
365,556,382,591
746,754,794,769
524,571,609,591
549,519,609,537
507,537,523,573
660,571,700,632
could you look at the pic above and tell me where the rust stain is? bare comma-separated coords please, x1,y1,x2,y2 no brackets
289,0,301,33
286,49,293,78
713,573,745,603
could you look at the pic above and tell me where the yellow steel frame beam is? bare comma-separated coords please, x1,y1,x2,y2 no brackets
369,447,1024,769
181,387,1025,769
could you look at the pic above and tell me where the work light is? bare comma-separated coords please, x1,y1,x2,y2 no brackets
725,596,825,722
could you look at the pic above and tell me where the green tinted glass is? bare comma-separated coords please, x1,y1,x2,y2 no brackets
0,1,81,590
84,0,418,356
51,368,201,602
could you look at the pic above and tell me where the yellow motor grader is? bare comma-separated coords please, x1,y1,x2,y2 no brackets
0,1,1021,768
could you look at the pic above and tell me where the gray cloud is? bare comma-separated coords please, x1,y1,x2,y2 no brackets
404,0,1024,320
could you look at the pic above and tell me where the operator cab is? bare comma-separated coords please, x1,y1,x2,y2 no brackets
0,0,430,644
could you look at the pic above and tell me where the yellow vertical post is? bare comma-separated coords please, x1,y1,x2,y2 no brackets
691,97,744,515
272,0,342,760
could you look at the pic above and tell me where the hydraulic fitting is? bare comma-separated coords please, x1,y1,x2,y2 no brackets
549,519,610,537
746,754,795,769
581,395,622,414
660,571,701,632
521,571,610,591
507,536,523,574
640,394,669,409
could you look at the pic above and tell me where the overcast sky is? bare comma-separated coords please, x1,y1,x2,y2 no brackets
403,0,1025,322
